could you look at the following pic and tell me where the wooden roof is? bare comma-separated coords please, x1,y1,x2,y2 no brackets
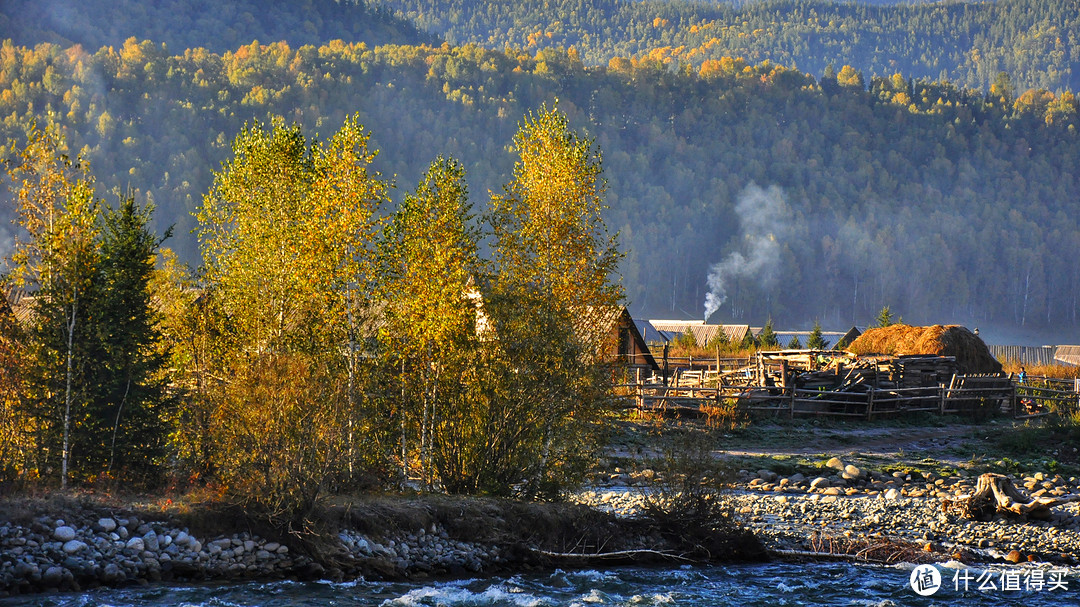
2,288,34,326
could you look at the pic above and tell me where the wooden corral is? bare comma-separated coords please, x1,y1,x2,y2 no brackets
622,346,1080,422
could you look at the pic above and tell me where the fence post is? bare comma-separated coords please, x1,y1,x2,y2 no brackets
789,387,796,419
866,389,874,421
940,384,947,415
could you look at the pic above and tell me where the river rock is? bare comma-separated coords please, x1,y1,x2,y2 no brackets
53,526,76,542
62,540,87,554
97,518,117,533
101,562,123,582
810,477,831,489
125,537,145,552
884,488,900,500
844,464,862,478
826,457,845,470
41,566,65,587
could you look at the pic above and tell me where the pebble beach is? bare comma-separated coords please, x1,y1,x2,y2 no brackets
578,455,1080,565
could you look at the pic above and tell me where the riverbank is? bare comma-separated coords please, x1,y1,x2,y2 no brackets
0,492,762,597
578,456,1080,566
4,417,1077,598
5,465,1077,598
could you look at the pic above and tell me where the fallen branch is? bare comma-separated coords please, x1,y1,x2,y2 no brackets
532,548,696,563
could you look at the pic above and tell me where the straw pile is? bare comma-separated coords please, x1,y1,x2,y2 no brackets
846,324,1003,375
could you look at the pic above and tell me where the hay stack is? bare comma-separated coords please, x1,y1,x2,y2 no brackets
846,324,1002,375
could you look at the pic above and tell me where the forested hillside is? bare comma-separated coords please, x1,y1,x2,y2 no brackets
0,0,434,52
2,37,1078,341
376,0,1080,92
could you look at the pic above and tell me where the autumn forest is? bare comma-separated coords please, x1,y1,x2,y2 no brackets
1,0,1079,338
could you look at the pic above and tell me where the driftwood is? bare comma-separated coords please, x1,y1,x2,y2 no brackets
942,473,1079,521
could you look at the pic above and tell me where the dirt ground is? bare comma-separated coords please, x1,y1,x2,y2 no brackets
601,414,1080,481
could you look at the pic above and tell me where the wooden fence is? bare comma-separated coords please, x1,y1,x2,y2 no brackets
987,345,1057,366
622,375,1080,421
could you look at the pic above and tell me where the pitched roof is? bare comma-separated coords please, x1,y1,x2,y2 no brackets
2,288,35,326
647,320,749,346
1055,345,1080,366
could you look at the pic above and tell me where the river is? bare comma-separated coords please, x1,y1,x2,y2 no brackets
1,562,1077,606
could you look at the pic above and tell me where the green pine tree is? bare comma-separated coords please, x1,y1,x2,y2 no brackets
807,320,830,350
87,194,172,480
875,305,896,328
758,318,780,349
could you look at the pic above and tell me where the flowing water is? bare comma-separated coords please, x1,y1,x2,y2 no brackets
2,562,1077,606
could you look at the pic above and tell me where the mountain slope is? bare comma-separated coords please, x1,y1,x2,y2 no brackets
0,0,435,52
376,0,1080,92
2,40,1078,342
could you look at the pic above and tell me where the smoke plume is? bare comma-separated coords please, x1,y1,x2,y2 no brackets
703,184,792,321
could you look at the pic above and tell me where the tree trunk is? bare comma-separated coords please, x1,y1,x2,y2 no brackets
942,473,1078,521
61,292,77,490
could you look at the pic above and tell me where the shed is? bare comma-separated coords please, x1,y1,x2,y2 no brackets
587,307,658,371
836,326,863,349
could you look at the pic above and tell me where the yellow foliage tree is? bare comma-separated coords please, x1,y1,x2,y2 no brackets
194,115,389,518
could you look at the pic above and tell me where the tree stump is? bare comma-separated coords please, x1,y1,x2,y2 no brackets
942,473,1078,521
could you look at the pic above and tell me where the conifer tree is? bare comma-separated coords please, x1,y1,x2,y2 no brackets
758,318,780,349
87,194,171,479
807,320,830,350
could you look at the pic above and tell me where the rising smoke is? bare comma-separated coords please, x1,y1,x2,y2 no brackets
703,183,793,321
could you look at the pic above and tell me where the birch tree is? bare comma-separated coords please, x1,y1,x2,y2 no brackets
195,116,389,517
6,124,99,488
380,156,480,488
479,105,624,497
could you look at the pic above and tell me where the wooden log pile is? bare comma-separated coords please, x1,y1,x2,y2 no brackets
890,355,957,389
